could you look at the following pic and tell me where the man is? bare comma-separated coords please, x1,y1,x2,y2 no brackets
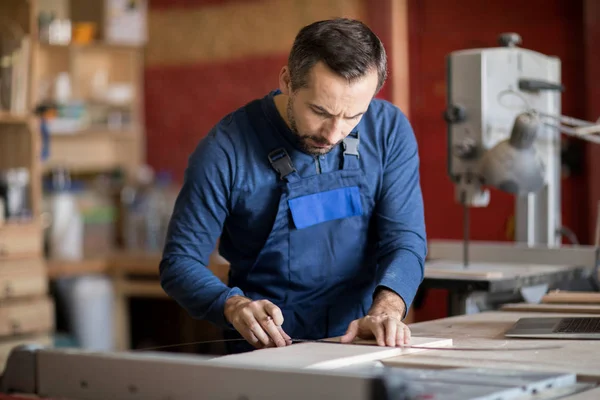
159,18,427,354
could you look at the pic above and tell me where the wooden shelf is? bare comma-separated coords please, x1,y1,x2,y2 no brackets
42,129,140,174
38,41,144,51
46,258,109,279
0,112,31,125
46,250,231,284
49,129,138,139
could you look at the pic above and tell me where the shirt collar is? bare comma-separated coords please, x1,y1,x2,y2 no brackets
261,89,308,153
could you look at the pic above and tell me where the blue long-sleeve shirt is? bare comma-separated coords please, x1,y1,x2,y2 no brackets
159,90,427,328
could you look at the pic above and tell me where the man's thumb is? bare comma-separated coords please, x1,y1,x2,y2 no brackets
340,320,359,343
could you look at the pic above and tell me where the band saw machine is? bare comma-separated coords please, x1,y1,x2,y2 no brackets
423,32,600,314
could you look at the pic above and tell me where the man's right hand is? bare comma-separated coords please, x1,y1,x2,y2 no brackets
224,296,292,348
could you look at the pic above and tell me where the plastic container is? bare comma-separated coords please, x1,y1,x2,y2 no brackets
47,168,84,261
55,275,115,351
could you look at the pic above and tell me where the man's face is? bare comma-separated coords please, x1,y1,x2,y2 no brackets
281,62,378,155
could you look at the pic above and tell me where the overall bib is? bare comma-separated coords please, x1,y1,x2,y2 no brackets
225,99,378,353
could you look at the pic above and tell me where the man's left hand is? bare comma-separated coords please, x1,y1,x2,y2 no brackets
340,288,410,347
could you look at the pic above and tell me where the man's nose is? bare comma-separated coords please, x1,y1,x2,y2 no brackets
322,118,344,144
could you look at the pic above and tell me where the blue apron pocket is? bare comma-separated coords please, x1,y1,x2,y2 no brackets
288,186,363,230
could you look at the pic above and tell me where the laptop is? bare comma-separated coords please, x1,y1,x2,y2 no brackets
505,317,600,339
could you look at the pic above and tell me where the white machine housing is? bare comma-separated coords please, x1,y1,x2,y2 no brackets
445,34,562,247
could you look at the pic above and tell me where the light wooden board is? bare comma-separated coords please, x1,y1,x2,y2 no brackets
424,259,577,280
542,291,600,304
382,311,600,382
501,303,600,314
211,336,452,370
0,296,54,337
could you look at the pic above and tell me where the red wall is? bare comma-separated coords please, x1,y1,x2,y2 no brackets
585,0,600,244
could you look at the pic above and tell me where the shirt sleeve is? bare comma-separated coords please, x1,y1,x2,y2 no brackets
374,110,427,316
159,128,244,329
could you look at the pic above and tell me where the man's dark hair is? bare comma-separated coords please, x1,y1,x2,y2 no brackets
288,18,387,94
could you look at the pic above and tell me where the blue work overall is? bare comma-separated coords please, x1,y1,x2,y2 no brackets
224,99,378,354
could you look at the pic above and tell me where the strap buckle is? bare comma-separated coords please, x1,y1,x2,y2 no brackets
342,132,360,157
268,148,296,180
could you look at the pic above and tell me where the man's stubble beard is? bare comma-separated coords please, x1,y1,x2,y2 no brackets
286,97,333,156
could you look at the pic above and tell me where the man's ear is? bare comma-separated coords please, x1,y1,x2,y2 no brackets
279,66,292,95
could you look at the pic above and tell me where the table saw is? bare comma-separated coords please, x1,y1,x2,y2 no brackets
1,309,599,399
0,340,594,400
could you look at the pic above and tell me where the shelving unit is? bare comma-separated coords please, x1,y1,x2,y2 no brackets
32,14,145,177
0,0,55,370
0,0,148,361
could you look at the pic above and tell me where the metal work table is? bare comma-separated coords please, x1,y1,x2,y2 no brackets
420,240,599,316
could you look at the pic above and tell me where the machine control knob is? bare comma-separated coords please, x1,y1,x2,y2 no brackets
498,32,522,47
444,105,466,124
453,137,478,159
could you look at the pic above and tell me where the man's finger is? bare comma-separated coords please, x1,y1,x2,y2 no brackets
384,318,397,347
403,324,411,345
258,314,287,347
238,328,262,348
264,302,285,326
370,318,386,347
278,326,292,345
243,313,272,347
396,324,406,346
340,320,359,343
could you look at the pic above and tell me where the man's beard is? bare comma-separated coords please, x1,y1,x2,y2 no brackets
286,98,337,156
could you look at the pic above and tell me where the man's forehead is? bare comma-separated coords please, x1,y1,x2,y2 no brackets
299,80,375,115
302,63,376,95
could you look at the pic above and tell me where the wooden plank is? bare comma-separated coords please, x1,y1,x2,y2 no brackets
0,112,29,124
109,251,161,275
0,296,54,337
47,258,109,279
43,133,123,173
501,303,600,314
109,250,230,282
0,258,47,300
542,291,600,304
118,281,168,298
0,221,43,259
211,337,452,370
383,311,600,382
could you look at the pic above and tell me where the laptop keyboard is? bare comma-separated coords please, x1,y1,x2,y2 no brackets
552,318,600,333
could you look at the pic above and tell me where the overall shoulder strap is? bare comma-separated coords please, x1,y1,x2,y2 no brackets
341,131,360,170
245,99,300,182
